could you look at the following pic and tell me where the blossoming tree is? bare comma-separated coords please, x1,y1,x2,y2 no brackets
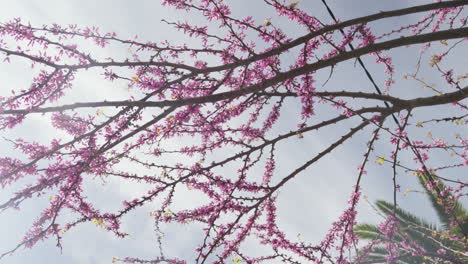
0,0,467,263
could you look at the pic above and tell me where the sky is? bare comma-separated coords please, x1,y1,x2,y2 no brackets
0,1,466,263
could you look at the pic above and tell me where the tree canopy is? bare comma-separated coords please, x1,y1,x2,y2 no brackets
0,0,467,263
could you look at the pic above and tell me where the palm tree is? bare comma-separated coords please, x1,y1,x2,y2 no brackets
354,173,468,263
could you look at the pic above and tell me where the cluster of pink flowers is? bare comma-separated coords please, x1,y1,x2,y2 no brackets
0,0,466,263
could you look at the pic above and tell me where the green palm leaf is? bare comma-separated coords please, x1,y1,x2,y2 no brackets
374,200,437,230
416,172,468,239
355,172,468,263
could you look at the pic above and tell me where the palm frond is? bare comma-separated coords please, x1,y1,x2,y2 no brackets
356,245,428,264
375,200,437,230
417,172,468,230
355,172,468,264
354,224,381,240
